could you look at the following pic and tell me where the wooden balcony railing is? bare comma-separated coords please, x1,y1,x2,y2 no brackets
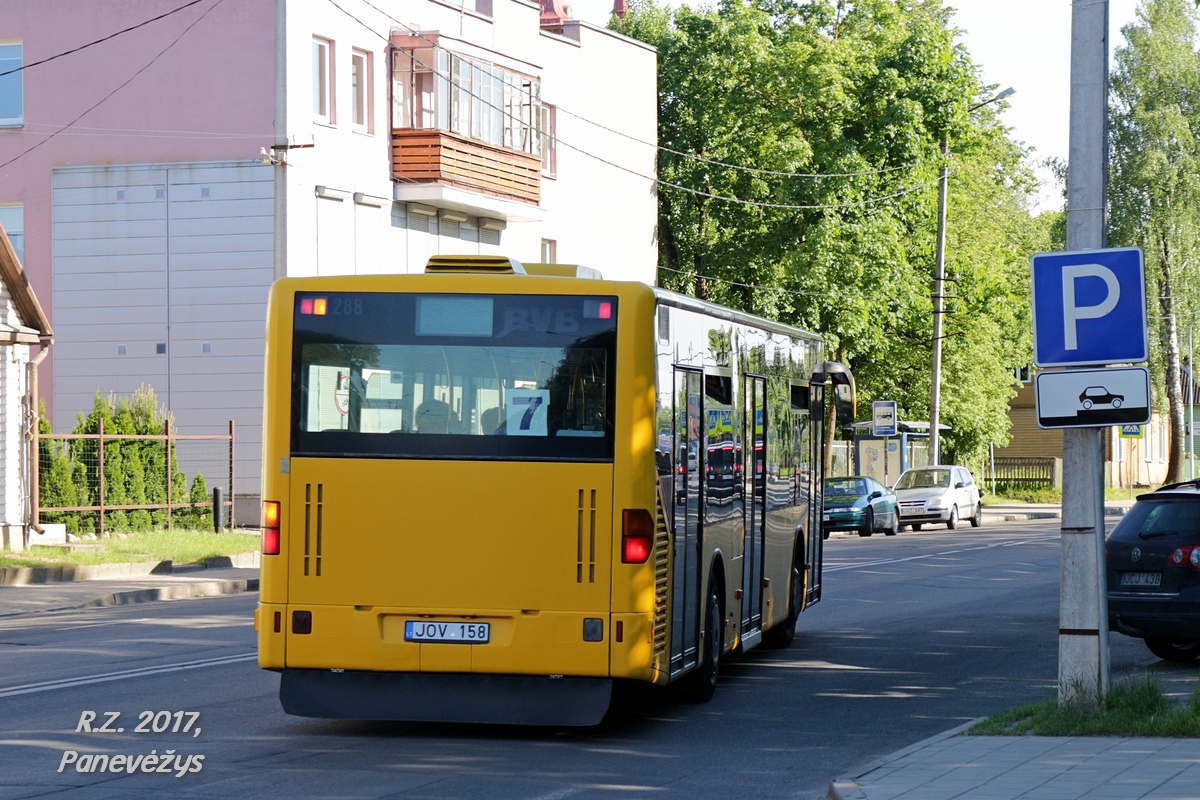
392,129,541,206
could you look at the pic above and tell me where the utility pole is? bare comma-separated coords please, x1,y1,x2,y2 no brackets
1060,0,1110,704
929,88,1012,466
929,140,949,466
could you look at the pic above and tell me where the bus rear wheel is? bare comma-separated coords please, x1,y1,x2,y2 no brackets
762,563,801,649
685,590,723,702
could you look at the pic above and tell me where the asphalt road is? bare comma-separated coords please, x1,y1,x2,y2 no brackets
0,519,1166,800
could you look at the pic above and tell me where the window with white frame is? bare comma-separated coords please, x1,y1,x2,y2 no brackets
540,239,556,263
0,205,23,263
540,104,556,176
393,46,540,158
0,42,22,128
351,48,373,132
313,37,334,124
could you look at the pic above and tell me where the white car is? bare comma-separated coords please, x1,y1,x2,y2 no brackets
892,465,982,530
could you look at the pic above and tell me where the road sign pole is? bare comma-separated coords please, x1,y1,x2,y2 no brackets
1059,0,1110,705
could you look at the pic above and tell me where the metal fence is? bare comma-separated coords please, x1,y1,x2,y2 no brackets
37,420,235,535
830,441,852,477
986,456,1060,493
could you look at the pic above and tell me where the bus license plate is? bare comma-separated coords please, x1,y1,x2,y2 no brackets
404,620,490,644
1120,572,1162,587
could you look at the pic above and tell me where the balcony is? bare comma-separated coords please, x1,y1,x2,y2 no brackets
392,129,541,207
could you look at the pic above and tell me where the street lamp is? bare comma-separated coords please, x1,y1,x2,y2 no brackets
928,86,1016,466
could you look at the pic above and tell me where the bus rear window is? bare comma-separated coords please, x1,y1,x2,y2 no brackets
290,292,617,461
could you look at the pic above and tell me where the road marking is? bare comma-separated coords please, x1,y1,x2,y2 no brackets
526,789,583,800
824,535,1059,572
0,652,256,698
54,618,152,631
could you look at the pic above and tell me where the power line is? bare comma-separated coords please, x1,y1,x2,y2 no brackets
0,0,208,79
0,0,225,172
17,122,270,140
326,0,935,212
553,105,922,179
653,173,939,210
357,0,925,183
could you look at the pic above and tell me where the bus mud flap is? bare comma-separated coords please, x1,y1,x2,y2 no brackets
279,670,613,727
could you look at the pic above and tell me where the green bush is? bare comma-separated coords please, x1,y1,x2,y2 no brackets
37,387,212,535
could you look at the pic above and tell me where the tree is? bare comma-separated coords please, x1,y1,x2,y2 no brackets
614,0,1050,464
1109,0,1200,483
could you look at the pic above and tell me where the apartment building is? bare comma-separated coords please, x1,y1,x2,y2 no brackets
0,0,657,519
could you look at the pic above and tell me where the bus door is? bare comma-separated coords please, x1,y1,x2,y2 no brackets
806,381,826,605
741,375,766,633
670,368,703,674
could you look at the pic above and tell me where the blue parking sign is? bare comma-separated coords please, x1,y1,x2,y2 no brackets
1031,247,1147,367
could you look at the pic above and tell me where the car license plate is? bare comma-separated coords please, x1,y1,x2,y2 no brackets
404,620,490,643
1120,572,1162,587
822,513,831,521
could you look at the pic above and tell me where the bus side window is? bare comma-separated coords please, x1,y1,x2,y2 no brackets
416,399,457,434
480,406,505,435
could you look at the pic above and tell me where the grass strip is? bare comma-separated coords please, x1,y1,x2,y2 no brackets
970,675,1200,737
0,530,258,568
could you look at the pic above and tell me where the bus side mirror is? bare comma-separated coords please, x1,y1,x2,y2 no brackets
810,361,856,426
833,383,855,426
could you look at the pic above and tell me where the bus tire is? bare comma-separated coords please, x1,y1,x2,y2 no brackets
685,590,723,702
762,563,801,649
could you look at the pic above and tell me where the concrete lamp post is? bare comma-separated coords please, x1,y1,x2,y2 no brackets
928,86,1016,466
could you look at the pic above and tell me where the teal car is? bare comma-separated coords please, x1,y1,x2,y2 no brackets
822,476,900,538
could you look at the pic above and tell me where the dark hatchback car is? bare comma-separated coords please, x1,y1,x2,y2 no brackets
1106,481,1200,662
822,476,899,539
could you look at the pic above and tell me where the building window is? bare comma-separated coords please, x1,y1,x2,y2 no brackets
393,45,540,158
0,205,23,263
541,239,556,263
0,42,21,128
351,48,372,132
313,37,334,124
540,104,556,177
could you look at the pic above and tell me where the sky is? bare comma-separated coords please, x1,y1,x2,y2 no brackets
567,0,1144,211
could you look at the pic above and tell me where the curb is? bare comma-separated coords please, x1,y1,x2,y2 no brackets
827,719,981,800
989,513,1059,522
0,551,260,586
980,506,1130,524
83,578,260,608
0,577,260,618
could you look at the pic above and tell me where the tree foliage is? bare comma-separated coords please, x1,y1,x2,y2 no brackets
613,0,1052,463
1109,0,1200,482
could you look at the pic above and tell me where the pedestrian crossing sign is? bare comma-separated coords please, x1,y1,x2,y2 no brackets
1120,424,1143,439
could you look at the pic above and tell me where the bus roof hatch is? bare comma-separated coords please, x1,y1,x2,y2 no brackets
425,255,528,275
522,263,604,280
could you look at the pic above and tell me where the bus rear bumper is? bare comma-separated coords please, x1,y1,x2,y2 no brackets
279,669,612,727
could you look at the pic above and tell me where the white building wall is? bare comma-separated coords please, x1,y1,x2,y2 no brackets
539,22,658,282
0,280,29,531
51,162,273,502
284,0,657,282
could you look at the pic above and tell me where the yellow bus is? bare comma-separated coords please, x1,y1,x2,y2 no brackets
256,255,854,725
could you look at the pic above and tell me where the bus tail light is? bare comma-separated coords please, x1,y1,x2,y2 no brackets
262,501,281,555
622,509,653,563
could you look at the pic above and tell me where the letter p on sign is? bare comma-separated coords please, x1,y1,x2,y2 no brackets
1061,263,1120,350
1031,247,1147,368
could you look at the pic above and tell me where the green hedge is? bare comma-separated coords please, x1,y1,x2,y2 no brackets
39,386,211,535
